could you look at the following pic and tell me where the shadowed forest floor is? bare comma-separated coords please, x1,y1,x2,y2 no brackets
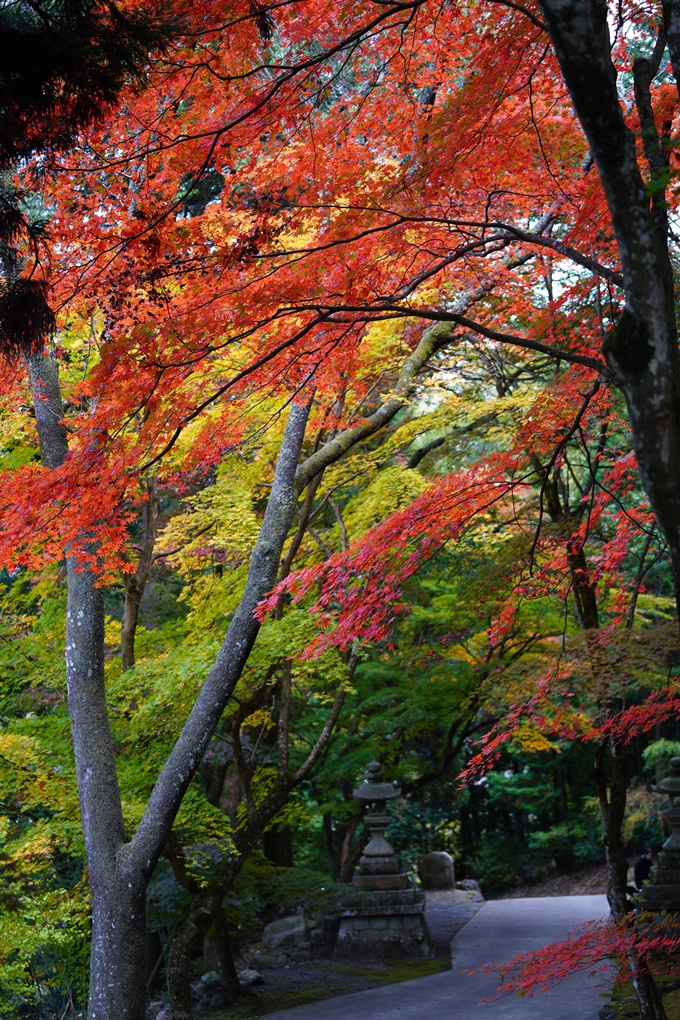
200,957,451,1019
192,888,480,1018
498,864,608,899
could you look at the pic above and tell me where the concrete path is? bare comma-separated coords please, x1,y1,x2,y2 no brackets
425,888,484,952
259,894,610,1020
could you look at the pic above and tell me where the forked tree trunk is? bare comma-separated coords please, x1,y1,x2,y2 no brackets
26,353,313,1020
25,328,448,1019
166,666,350,1019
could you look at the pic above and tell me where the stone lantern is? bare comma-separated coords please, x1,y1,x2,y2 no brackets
333,761,433,959
351,760,408,890
636,756,680,913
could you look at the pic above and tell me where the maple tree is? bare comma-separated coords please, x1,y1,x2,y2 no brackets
3,0,680,1018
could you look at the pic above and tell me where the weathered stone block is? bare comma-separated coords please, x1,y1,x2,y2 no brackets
419,851,454,890
456,878,482,895
238,969,264,986
250,953,277,970
290,949,312,962
264,914,307,951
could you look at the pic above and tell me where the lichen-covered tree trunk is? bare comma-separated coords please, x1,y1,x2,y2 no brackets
24,330,446,1019
538,0,680,571
536,7,675,1016
27,354,147,1019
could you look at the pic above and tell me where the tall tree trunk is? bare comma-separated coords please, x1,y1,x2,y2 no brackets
512,8,677,990
538,0,680,583
593,736,629,920
26,353,147,1018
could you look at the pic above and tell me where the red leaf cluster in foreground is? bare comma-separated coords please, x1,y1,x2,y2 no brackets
474,915,680,999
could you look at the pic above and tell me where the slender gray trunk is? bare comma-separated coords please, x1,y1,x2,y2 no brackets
26,353,146,1018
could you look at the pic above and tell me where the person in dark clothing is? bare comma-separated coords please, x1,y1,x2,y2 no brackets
634,849,653,890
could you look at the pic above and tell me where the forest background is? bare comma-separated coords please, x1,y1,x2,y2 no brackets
2,0,680,1018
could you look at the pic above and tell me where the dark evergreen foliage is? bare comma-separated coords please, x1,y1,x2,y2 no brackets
0,0,173,169
0,0,176,359
0,278,55,360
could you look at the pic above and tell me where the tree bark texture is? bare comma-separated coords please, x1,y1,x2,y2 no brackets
128,397,313,876
593,737,629,920
538,0,680,569
26,354,147,1019
534,11,674,1016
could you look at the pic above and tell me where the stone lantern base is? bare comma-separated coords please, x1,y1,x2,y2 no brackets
333,887,433,960
636,850,680,912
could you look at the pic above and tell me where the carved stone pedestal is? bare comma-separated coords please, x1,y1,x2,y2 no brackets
636,850,680,912
636,757,680,914
334,888,432,960
333,761,433,960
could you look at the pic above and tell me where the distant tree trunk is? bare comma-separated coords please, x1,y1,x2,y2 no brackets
146,930,164,995
213,904,243,1002
671,554,680,630
593,736,629,920
338,811,367,884
166,669,350,1019
121,475,160,671
263,825,293,867
167,889,214,1020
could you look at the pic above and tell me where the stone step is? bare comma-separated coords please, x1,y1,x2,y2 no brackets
636,887,680,910
339,903,426,917
638,883,680,895
649,870,680,884
341,888,422,906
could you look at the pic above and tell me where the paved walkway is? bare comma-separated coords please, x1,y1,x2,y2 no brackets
259,895,610,1020
425,888,484,952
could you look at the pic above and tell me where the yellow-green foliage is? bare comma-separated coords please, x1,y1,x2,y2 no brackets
0,726,88,1014
343,466,428,538
158,460,262,577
